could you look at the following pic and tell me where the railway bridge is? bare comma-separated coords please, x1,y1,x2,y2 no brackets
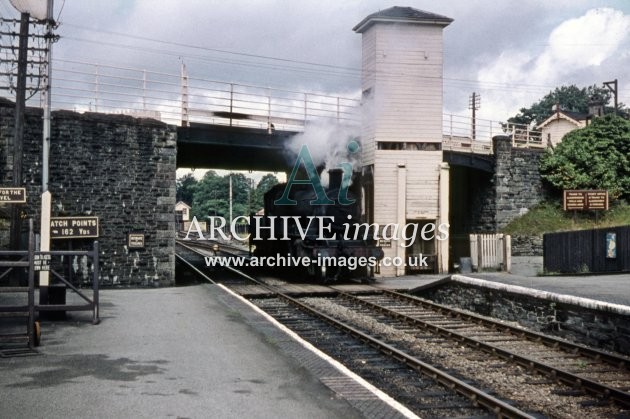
0,6,547,286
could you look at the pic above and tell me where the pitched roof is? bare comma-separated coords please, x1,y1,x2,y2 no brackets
353,6,453,33
537,110,589,129
560,110,589,121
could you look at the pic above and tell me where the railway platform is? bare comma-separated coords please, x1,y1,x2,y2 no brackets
3,267,629,418
372,255,630,308
461,271,630,307
0,284,410,419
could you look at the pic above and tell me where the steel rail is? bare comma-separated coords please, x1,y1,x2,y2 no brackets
175,239,249,261
339,291,630,409
173,247,535,418
384,290,630,369
272,292,534,418
174,252,216,285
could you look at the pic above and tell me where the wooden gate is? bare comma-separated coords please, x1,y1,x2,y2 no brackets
470,234,511,272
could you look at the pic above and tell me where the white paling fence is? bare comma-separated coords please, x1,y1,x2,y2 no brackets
469,233,511,272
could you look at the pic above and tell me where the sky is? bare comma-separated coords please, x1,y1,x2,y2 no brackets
1,0,629,179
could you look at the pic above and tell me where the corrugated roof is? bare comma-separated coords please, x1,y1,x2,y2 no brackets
353,6,453,32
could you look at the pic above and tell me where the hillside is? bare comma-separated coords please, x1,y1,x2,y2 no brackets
502,201,630,236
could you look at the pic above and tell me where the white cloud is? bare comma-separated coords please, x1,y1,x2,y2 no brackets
536,8,630,80
475,7,630,121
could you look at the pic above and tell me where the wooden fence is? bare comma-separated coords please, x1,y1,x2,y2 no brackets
470,234,511,272
544,226,630,274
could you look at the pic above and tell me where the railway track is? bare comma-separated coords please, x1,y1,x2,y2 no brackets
304,292,630,417
176,240,630,417
176,242,531,417
254,296,522,418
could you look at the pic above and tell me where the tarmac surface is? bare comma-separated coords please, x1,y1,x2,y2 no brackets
0,285,374,419
2,257,629,418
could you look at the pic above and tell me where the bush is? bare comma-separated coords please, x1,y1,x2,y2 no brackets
540,115,630,200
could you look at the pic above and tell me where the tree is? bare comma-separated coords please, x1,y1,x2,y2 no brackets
192,171,227,219
539,115,630,200
252,174,279,212
176,173,197,205
508,85,613,127
190,171,264,220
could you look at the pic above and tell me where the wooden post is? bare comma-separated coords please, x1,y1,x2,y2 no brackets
27,219,34,348
39,191,51,304
9,13,30,254
477,234,483,270
92,241,100,325
469,234,477,271
438,163,450,273
504,235,512,273
396,163,406,276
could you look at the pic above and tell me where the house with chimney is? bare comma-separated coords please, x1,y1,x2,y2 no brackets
537,97,604,148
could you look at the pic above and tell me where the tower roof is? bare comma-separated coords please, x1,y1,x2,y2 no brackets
353,6,453,33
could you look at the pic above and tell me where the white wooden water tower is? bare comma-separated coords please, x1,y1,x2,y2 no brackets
354,6,452,276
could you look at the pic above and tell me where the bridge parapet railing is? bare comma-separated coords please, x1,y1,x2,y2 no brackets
443,114,546,154
442,114,497,155
2,58,360,130
184,79,360,131
504,122,544,149
2,56,548,145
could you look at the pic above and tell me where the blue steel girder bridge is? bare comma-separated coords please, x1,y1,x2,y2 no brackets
5,60,545,171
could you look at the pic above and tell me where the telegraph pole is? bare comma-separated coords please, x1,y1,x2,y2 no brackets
42,0,54,193
469,92,480,140
229,174,233,232
40,0,55,305
603,79,618,115
9,12,30,252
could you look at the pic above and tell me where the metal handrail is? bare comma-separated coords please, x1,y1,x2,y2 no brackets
34,241,100,325
1,56,545,148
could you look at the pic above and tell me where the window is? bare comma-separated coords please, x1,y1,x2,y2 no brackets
377,142,442,151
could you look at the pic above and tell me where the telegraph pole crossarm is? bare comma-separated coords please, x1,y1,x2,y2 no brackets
603,79,618,115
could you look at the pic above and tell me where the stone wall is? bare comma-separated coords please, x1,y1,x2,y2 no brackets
493,136,546,229
468,137,547,233
419,279,630,355
511,235,543,256
0,98,176,286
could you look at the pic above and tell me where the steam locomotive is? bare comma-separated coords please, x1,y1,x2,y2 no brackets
250,169,384,282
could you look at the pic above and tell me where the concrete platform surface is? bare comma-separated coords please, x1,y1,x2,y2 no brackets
0,285,369,419
372,266,630,308
465,272,630,307
372,274,448,291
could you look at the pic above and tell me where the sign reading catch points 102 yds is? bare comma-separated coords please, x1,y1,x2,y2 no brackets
50,216,99,239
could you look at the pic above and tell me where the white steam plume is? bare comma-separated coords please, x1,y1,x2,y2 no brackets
284,118,362,187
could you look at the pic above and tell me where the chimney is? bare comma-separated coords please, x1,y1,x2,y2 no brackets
328,169,343,190
588,95,604,118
